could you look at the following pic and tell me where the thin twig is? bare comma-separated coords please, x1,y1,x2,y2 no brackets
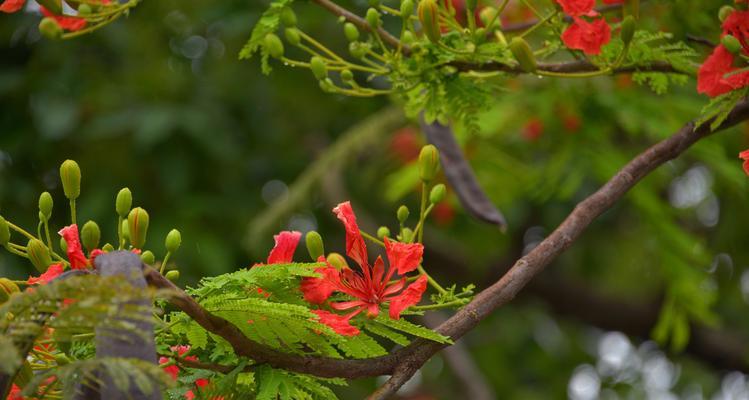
310,0,409,55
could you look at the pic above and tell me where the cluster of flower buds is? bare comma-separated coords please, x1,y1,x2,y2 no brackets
0,160,184,290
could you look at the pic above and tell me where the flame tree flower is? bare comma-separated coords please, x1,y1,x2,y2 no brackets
301,202,428,336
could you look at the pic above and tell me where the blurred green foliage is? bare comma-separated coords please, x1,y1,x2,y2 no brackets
2,0,749,398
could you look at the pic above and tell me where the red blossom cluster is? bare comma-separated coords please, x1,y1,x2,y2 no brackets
25,224,90,285
557,0,617,55
260,202,429,336
159,345,224,400
697,8,749,97
0,0,89,31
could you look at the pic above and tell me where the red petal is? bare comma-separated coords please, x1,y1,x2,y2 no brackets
300,267,339,304
388,275,428,319
698,46,740,97
0,0,24,13
266,231,301,264
312,310,360,336
554,0,595,17
330,300,368,310
26,263,64,285
561,17,611,55
58,224,89,270
332,202,368,267
8,384,23,400
384,237,424,275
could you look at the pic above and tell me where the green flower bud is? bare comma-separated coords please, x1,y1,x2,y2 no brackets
127,207,149,249
509,37,537,73
722,35,742,54
0,278,20,304
59,160,81,201
429,183,447,204
0,216,10,246
344,23,360,42
305,231,325,260
474,27,486,42
400,0,414,19
719,6,735,23
319,78,335,93
418,144,440,182
102,243,114,252
39,192,53,220
377,226,390,239
284,27,301,46
121,220,130,241
620,15,636,45
326,252,348,269
401,30,415,45
165,229,182,253
165,270,180,282
341,69,354,83
263,33,284,58
479,6,497,26
77,3,92,15
60,236,68,252
366,8,381,29
0,278,19,296
80,221,100,253
27,239,52,273
281,7,297,26
400,227,414,243
264,33,285,59
397,205,410,223
310,56,327,80
116,188,132,218
349,42,367,59
418,0,441,43
140,250,155,265
39,17,63,40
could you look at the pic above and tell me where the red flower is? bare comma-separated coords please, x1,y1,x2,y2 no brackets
740,149,749,176
312,310,360,336
389,127,422,164
159,345,196,381
0,0,24,13
26,263,64,285
697,45,749,97
266,231,301,264
561,17,612,55
7,384,23,400
40,6,86,32
58,224,89,270
523,118,544,141
722,10,749,55
300,202,428,334
555,0,596,17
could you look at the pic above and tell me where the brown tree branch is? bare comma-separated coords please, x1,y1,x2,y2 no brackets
369,99,749,399
450,59,688,75
310,0,408,55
